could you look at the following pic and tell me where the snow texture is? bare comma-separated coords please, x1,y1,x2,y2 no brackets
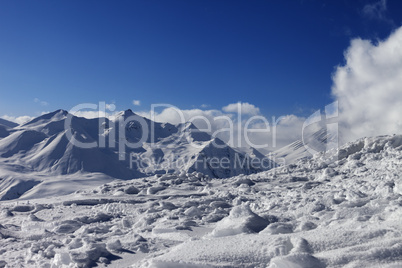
0,134,402,267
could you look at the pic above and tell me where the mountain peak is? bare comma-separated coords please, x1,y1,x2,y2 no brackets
116,109,136,119
42,109,69,118
22,109,69,126
176,121,197,131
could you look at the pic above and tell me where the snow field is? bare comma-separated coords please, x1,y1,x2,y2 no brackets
0,135,402,267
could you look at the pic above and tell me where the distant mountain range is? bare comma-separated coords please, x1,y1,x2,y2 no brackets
0,110,276,179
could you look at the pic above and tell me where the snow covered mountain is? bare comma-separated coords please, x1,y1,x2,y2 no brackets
236,146,275,169
0,118,18,139
0,118,18,129
272,127,337,164
0,125,10,139
1,133,402,267
0,109,275,181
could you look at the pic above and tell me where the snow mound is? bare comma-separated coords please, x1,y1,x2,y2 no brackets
261,222,294,235
210,204,269,237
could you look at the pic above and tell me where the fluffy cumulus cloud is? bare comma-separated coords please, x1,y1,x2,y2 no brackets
132,100,141,106
1,115,33,125
222,102,260,115
332,26,402,143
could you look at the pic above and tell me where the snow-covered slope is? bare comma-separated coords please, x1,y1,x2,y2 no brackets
0,110,274,181
273,127,336,164
1,134,402,267
0,118,18,128
236,146,275,170
0,110,140,180
0,118,17,139
272,139,310,164
0,125,9,138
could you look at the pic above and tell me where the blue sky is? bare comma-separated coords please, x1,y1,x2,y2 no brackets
1,0,401,120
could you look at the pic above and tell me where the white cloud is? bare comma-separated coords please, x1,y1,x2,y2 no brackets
133,100,141,106
332,26,402,143
222,102,260,115
137,107,228,130
106,104,116,111
1,115,33,125
34,98,49,106
362,0,394,25
362,0,387,20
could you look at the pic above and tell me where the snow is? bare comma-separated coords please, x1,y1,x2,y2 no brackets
0,125,9,139
0,110,274,181
1,111,402,267
209,204,269,237
272,140,312,164
272,127,337,164
0,118,18,129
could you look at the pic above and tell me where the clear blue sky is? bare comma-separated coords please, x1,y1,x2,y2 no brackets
1,0,401,118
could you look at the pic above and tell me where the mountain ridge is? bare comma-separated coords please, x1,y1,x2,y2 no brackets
0,118,19,128
0,109,276,180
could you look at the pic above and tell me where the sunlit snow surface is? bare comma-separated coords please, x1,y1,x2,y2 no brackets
1,135,402,267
